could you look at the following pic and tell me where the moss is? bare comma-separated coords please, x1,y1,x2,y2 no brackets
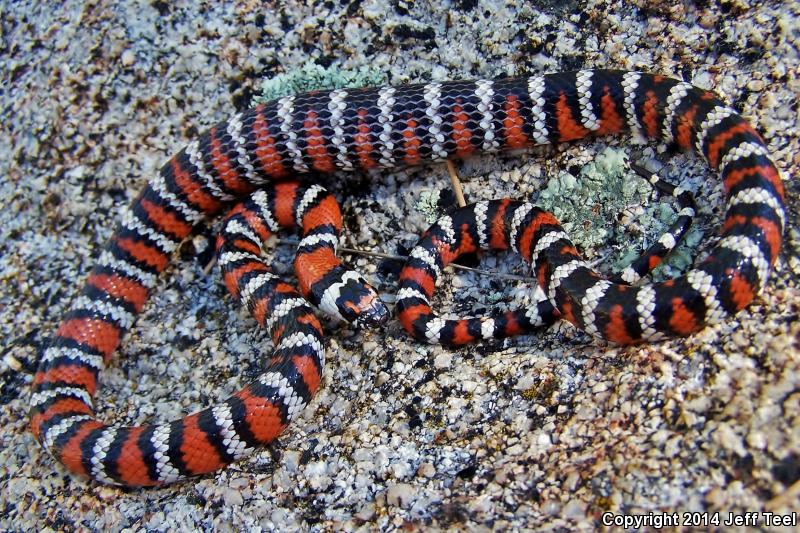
536,147,703,281
252,63,388,105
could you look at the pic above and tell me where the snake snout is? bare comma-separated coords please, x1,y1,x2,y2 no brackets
336,276,390,329
352,293,390,328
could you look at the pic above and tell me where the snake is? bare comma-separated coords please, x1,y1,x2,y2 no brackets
396,162,698,345
29,69,786,487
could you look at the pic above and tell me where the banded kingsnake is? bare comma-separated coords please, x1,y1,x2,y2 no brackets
29,70,785,486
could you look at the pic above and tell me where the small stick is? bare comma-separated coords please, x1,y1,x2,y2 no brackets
203,257,217,276
446,160,467,208
335,244,534,282
257,237,536,283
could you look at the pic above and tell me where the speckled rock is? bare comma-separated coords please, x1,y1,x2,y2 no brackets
1,1,799,532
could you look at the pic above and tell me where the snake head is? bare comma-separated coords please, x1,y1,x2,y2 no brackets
313,269,390,329
347,287,390,329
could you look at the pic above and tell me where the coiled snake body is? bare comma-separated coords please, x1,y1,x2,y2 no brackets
30,70,785,487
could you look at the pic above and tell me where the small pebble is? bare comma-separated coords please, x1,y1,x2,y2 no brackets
121,49,136,66
386,483,415,508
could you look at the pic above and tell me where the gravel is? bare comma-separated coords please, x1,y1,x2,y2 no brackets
1,1,798,531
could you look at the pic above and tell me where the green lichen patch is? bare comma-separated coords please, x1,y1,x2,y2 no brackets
253,63,388,105
414,190,444,225
535,147,704,281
